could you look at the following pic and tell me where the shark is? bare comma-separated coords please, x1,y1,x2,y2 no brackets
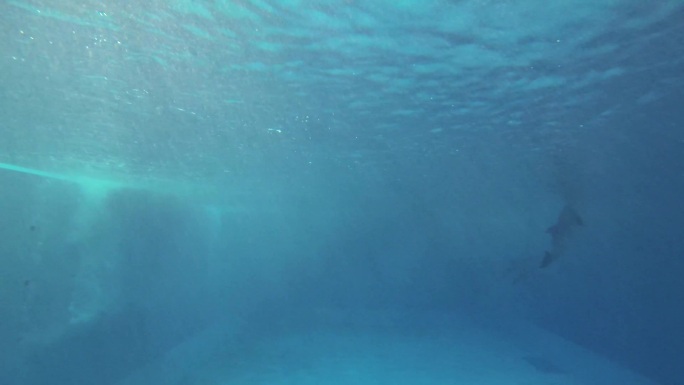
540,205,584,268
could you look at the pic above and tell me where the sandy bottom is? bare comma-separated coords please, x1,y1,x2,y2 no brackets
119,311,658,385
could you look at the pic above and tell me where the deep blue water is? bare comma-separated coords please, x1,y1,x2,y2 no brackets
1,1,684,385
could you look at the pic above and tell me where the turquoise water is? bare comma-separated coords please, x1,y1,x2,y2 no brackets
1,1,683,384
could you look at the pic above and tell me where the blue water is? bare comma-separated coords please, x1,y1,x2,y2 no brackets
1,1,683,384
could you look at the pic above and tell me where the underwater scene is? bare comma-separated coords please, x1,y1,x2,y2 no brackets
1,1,683,384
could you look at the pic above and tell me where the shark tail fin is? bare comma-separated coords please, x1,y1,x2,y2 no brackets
540,251,554,268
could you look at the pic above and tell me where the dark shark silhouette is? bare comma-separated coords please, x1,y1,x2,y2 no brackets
540,205,584,268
